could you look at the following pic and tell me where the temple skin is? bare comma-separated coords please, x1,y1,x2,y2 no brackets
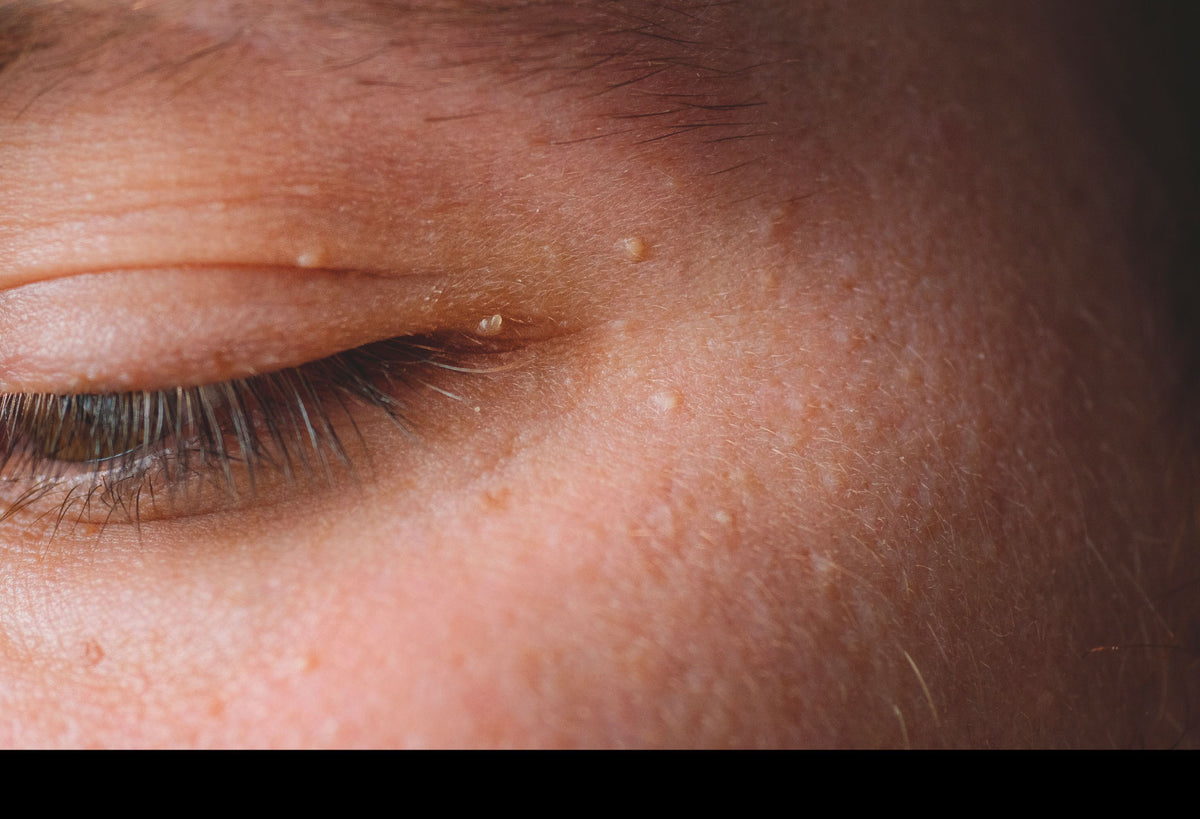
0,0,1196,747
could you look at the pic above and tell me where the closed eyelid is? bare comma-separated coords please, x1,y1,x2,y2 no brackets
0,265,576,395
0,268,416,393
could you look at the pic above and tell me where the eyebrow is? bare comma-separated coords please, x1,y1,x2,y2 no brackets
0,0,772,150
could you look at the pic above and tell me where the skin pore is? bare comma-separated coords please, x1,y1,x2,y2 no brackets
0,0,1197,747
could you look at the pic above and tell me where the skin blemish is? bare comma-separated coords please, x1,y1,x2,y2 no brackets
650,389,681,412
619,236,649,263
476,314,504,336
297,250,326,268
81,639,104,668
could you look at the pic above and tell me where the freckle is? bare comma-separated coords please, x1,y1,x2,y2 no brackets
297,250,326,268
81,639,104,668
484,487,511,510
619,236,649,263
476,314,503,336
650,389,681,412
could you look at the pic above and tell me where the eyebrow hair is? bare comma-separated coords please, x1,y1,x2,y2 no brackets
0,1,52,75
0,0,775,152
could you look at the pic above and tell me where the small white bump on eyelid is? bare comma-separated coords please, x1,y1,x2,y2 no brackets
476,314,503,336
297,250,326,268
619,236,648,263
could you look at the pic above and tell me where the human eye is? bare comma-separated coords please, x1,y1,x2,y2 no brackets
0,318,527,532
0,225,583,542
1,0,812,748
0,2,610,541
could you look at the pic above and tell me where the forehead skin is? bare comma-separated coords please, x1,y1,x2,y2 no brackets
0,0,1196,747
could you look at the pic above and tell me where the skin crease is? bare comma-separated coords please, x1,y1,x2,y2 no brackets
0,0,1197,747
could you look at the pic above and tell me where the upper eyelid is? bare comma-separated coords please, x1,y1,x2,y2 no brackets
1,4,773,301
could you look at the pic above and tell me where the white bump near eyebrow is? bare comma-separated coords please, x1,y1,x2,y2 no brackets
650,389,680,412
619,236,648,262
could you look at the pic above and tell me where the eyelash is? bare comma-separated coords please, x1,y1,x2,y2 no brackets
0,335,492,531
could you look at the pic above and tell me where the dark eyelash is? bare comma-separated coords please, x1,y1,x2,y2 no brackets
0,336,474,530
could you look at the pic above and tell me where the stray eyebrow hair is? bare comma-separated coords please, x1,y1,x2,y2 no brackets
0,0,776,151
